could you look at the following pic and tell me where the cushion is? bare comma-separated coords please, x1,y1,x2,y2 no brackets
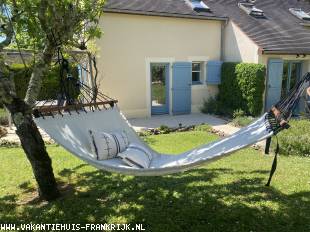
118,144,153,168
88,130,129,160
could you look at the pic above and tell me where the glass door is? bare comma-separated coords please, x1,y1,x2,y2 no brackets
281,61,302,98
281,61,302,114
151,63,169,115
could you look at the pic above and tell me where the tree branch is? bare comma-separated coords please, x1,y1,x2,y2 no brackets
24,42,55,106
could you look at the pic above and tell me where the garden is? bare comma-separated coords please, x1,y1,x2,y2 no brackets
1,0,310,231
1,128,310,231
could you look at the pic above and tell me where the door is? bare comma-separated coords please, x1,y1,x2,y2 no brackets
281,61,302,98
151,63,169,115
172,62,192,115
281,61,302,114
265,59,284,110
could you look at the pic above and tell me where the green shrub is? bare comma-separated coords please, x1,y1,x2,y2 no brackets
159,125,170,134
201,97,219,114
233,109,246,118
218,62,266,116
8,63,79,101
231,109,254,127
218,63,243,114
194,124,212,132
275,119,310,157
0,108,8,126
201,96,234,116
231,116,254,127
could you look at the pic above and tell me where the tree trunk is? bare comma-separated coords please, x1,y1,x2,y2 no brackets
0,43,60,201
17,118,60,201
4,97,60,201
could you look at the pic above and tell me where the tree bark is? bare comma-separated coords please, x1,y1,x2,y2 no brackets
1,0,105,202
25,43,54,106
5,98,60,201
0,44,60,201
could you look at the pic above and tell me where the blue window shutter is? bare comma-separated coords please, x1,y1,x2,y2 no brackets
172,62,192,115
206,61,223,85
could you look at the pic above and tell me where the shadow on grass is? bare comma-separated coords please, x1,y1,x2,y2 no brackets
1,166,310,232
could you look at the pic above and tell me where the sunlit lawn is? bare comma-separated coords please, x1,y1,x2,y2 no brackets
0,131,310,231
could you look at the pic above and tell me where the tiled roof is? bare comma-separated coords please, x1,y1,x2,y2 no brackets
206,0,310,54
103,0,227,20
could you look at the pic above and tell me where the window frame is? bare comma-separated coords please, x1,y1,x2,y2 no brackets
192,61,203,85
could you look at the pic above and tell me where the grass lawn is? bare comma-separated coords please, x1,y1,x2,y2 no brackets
1,131,310,231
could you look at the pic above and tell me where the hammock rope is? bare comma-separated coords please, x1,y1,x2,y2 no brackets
33,48,117,118
276,72,310,121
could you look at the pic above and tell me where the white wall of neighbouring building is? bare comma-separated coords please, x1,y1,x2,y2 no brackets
223,21,260,63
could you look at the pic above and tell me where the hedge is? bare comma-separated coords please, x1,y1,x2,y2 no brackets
218,62,266,116
8,63,78,101
274,119,310,157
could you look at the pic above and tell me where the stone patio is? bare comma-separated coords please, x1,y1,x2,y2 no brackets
129,113,240,134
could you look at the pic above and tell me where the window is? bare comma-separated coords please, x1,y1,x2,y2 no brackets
186,0,211,12
289,8,310,21
281,61,302,99
238,2,265,18
192,62,202,84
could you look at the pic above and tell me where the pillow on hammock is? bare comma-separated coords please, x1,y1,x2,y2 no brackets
118,144,153,168
88,130,129,160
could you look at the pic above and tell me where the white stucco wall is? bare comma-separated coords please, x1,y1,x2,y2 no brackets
223,21,259,63
96,13,222,118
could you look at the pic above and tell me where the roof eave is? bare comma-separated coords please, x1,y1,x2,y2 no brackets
103,8,228,21
261,49,310,55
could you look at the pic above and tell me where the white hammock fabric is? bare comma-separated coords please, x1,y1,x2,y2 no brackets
34,107,273,176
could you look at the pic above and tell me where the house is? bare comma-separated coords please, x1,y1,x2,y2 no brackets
96,0,310,118
207,0,310,111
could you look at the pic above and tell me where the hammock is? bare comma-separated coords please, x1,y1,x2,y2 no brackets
33,72,310,176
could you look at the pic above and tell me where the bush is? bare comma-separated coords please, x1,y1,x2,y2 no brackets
201,97,219,114
8,63,79,101
194,124,212,132
159,125,170,134
275,119,310,157
201,97,233,116
231,109,254,127
218,62,266,116
0,108,8,126
231,116,254,127
233,109,246,118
